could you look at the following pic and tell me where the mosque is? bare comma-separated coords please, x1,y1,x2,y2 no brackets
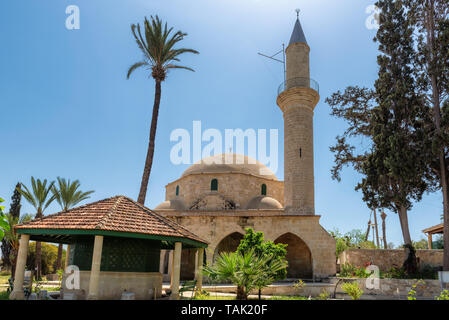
155,16,336,281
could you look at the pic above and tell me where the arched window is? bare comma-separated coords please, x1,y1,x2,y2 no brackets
211,179,218,191
175,185,179,196
261,184,267,196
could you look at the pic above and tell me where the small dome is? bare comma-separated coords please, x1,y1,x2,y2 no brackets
182,153,278,181
245,196,282,210
154,198,186,210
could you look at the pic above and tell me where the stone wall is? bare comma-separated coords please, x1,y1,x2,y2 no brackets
339,249,444,272
330,277,448,299
165,173,284,209
62,271,162,300
160,212,336,279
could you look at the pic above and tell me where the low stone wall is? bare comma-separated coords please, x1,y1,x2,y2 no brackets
339,249,443,272
62,271,163,300
330,277,447,299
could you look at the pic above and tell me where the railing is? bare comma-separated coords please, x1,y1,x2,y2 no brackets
277,77,319,96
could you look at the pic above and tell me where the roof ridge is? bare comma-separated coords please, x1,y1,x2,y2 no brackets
95,196,124,229
121,196,205,242
17,195,122,227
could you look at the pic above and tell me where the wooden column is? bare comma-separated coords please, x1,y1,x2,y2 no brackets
10,234,30,300
195,247,204,292
170,242,182,300
87,235,103,300
428,233,433,250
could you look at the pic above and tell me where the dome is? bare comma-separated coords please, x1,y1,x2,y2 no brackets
245,196,283,210
154,198,186,210
182,153,278,181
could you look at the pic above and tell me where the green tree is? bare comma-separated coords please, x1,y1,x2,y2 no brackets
357,0,433,274
405,0,449,271
17,177,56,279
51,177,94,270
1,183,22,269
26,242,64,276
3,213,33,279
203,249,286,300
127,15,199,205
0,198,9,242
236,228,288,299
326,0,433,275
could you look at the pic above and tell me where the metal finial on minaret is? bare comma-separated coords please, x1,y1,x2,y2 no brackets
295,9,300,19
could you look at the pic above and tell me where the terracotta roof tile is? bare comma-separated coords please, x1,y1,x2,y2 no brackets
16,196,207,244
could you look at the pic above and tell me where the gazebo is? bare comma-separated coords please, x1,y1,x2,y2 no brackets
423,223,444,249
9,195,208,300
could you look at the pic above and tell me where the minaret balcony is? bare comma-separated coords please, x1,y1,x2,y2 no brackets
277,77,319,96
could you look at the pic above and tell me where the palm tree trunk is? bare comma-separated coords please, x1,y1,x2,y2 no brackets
373,209,380,248
137,80,162,205
35,241,42,280
381,211,387,249
236,286,247,300
55,243,63,271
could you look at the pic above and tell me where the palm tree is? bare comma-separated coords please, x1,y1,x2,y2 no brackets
127,15,199,205
203,250,287,300
4,213,33,279
17,177,56,279
51,177,94,270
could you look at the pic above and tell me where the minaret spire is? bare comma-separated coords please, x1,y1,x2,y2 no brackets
289,9,307,45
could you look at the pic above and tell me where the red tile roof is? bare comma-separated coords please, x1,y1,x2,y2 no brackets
15,196,207,245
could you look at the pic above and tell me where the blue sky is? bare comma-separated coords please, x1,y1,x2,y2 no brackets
0,0,443,246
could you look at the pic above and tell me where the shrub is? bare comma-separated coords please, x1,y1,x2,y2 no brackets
341,282,363,300
436,290,449,300
339,263,370,278
26,242,61,275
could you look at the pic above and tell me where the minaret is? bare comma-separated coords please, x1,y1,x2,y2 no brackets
277,14,319,215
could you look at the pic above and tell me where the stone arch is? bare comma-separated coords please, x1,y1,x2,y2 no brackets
274,232,313,279
213,232,244,261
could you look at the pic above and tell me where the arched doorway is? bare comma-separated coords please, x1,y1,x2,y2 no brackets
275,233,313,279
213,232,244,261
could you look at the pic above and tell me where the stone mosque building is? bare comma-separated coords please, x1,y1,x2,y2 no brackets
155,17,336,281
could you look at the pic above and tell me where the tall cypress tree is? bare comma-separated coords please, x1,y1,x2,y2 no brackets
1,183,22,269
405,0,449,270
358,0,432,274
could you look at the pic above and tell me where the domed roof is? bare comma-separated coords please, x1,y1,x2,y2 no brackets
182,153,278,181
245,196,283,210
154,198,186,211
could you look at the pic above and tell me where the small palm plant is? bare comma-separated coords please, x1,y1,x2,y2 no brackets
18,177,56,279
4,213,33,279
127,15,199,205
0,198,9,241
203,249,287,300
51,177,94,270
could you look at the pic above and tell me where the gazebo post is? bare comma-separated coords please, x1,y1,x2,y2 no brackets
195,247,204,292
170,242,182,300
64,244,71,270
10,234,30,300
87,235,104,300
428,233,433,250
